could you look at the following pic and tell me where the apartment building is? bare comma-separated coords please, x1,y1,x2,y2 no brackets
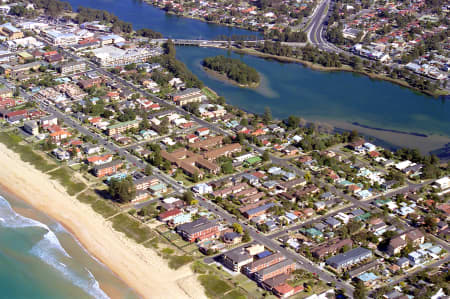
254,259,296,283
243,252,286,276
93,160,123,178
59,61,86,75
92,46,154,67
107,120,139,136
176,217,219,242
169,88,204,106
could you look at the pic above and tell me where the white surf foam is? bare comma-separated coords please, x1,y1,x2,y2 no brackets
0,196,109,299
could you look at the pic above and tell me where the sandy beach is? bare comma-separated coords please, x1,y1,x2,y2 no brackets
0,142,206,299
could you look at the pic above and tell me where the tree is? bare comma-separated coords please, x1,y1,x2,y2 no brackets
182,191,196,205
144,165,153,176
221,161,233,174
304,171,311,182
242,230,251,242
263,107,272,124
232,223,243,234
109,176,136,203
262,150,270,162
353,280,367,299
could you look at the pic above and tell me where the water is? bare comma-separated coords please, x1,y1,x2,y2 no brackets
66,0,449,139
0,191,139,299
65,0,261,39
176,47,450,137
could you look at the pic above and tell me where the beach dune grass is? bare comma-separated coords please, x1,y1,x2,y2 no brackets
168,255,194,269
91,200,119,218
198,274,232,298
110,213,156,244
0,132,56,172
223,289,247,299
48,167,87,196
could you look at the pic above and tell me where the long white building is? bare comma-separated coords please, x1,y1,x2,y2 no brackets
91,45,158,67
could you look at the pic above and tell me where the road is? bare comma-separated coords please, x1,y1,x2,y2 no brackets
18,42,447,297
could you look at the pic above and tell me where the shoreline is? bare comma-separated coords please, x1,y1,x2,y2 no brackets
202,66,260,88
142,0,261,33
230,47,449,98
0,142,206,299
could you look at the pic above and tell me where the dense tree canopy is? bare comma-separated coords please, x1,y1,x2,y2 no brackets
202,55,260,86
109,176,136,203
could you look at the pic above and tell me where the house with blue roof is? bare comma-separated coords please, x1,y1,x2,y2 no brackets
305,228,323,239
357,272,379,286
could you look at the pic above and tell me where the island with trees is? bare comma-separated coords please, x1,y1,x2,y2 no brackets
201,55,260,88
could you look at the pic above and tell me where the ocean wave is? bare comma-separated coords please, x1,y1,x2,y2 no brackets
30,243,109,299
0,196,70,257
0,196,109,299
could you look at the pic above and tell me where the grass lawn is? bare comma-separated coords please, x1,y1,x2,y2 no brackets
222,290,246,299
201,87,218,100
191,261,209,274
76,192,98,204
182,243,200,253
168,255,194,269
198,274,231,298
110,213,156,243
48,167,87,196
91,200,119,218
0,132,57,172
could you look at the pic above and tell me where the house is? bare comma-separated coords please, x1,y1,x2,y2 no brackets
357,272,379,287
86,154,113,165
387,229,424,255
244,202,275,219
82,143,101,155
433,176,449,191
312,238,353,259
325,217,341,228
326,247,372,271
158,208,182,222
222,232,242,244
192,183,213,194
40,114,58,127
93,160,123,177
222,247,253,272
50,129,71,143
396,257,410,268
23,120,38,135
195,127,210,137
176,217,219,243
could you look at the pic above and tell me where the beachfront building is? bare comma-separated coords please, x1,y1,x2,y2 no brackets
243,252,286,276
176,217,219,242
254,259,296,283
222,247,253,272
93,160,123,178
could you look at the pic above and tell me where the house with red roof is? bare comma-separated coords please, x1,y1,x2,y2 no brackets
158,208,182,222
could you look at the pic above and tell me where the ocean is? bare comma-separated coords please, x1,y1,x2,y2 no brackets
0,191,139,299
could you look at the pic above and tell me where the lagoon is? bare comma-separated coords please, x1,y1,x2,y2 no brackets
66,0,450,154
